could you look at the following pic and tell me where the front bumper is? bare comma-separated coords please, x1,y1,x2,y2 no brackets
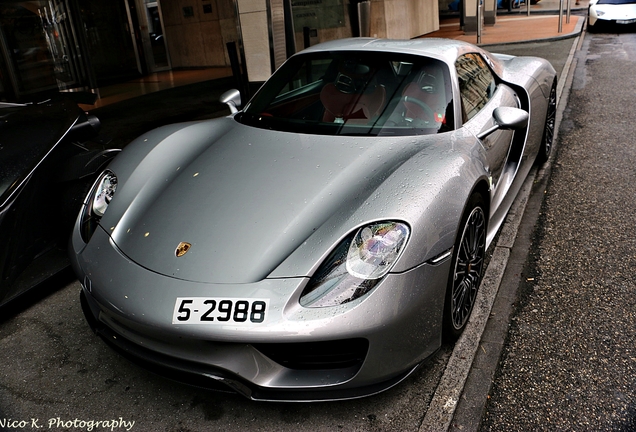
72,226,451,401
81,288,422,401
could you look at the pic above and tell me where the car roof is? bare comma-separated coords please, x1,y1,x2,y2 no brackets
298,38,491,66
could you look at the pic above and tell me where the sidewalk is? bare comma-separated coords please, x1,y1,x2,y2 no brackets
429,0,587,45
428,14,584,45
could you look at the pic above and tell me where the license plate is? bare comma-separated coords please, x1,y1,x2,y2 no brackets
617,19,636,24
172,297,269,324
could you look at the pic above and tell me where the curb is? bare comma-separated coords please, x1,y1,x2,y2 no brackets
418,32,583,432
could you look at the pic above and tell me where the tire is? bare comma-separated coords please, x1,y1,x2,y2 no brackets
442,193,487,341
536,77,557,165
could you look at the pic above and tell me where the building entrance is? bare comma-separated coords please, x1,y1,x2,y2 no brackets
78,0,143,85
137,0,171,72
0,0,87,100
0,0,172,102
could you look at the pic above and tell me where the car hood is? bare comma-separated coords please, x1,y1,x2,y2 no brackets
101,118,443,284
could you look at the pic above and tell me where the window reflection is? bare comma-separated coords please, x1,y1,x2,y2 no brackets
456,53,496,123
0,2,57,97
144,0,169,70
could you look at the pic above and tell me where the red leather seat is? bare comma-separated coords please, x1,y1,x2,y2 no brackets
321,83,386,123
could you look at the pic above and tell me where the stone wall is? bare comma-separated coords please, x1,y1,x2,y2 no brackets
369,0,439,39
161,0,239,68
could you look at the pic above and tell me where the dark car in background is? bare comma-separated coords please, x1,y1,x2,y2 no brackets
0,99,117,309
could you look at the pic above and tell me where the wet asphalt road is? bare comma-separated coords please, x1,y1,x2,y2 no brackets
0,36,604,432
477,31,636,430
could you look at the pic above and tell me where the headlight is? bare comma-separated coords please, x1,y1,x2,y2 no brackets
596,9,605,16
300,221,410,308
79,170,118,243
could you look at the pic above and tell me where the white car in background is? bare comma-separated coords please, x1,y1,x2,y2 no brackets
588,0,636,31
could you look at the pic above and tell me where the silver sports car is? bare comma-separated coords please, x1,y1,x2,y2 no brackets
71,38,557,401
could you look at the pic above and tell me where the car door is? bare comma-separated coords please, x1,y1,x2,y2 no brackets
455,53,520,196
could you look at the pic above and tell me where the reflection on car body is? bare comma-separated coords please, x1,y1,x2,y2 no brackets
70,38,557,401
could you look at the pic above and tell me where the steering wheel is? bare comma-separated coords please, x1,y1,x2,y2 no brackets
402,95,436,124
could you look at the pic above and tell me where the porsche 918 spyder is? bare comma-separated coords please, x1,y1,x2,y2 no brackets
70,38,557,401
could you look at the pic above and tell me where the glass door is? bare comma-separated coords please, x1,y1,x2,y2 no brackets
136,0,171,72
0,0,87,99
78,0,142,84
41,0,86,90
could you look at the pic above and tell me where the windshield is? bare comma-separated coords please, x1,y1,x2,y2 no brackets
597,0,636,4
237,51,454,136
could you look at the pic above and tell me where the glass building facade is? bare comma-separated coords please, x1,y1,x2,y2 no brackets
0,0,171,102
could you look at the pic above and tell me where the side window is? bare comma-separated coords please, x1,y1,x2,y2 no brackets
455,54,497,123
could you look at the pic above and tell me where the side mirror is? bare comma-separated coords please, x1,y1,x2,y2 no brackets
220,89,241,114
67,113,101,142
477,107,529,140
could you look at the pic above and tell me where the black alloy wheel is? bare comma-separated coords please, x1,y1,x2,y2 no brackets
443,194,487,340
537,78,557,164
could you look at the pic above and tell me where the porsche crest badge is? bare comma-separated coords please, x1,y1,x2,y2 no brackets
175,242,192,257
